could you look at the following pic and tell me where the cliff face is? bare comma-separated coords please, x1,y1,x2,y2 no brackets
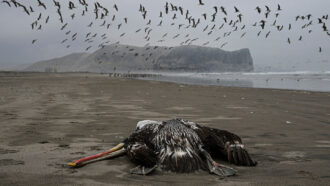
155,46,253,72
25,45,254,72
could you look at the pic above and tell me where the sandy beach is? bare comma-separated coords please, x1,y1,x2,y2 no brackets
0,72,330,186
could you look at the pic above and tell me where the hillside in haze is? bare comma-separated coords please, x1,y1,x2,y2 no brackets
25,45,254,73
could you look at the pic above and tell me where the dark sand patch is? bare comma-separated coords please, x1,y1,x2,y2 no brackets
0,159,24,166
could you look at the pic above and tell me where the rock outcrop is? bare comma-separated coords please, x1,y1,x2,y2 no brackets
25,44,253,73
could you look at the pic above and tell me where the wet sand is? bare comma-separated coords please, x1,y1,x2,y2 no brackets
0,72,330,186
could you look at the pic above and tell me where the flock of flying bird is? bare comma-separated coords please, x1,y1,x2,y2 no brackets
1,0,329,58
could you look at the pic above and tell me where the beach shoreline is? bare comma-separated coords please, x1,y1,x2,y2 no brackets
0,72,330,185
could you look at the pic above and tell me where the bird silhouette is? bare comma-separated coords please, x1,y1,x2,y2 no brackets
257,31,262,37
61,23,68,30
234,6,240,13
220,42,228,48
237,14,242,22
260,20,266,29
68,1,75,9
61,39,68,44
255,6,261,14
202,13,206,20
113,4,118,11
19,4,30,15
220,6,227,16
37,0,46,10
2,0,323,55
2,0,11,7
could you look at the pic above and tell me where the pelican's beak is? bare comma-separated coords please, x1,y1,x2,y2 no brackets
68,143,126,167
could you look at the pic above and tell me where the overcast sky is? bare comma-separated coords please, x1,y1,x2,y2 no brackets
0,0,329,71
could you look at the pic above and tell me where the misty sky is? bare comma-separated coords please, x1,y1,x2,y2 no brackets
0,0,329,71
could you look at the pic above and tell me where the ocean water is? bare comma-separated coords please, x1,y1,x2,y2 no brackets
139,71,330,92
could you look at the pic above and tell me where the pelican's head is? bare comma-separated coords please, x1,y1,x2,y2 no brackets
136,120,161,131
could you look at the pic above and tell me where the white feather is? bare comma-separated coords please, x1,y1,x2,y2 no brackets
136,120,161,130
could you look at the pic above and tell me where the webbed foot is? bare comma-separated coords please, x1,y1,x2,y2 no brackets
207,160,237,177
130,165,157,175
199,145,237,177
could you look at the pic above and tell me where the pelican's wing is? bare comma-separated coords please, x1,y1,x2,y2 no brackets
179,119,257,166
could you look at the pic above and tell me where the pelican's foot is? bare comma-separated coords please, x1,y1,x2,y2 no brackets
130,165,157,175
207,160,237,178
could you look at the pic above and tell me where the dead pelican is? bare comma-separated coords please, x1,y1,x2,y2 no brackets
68,118,257,177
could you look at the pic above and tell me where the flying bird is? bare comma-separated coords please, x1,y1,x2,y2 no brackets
61,23,68,30
220,6,227,16
202,13,207,20
85,46,92,51
220,42,228,48
44,16,49,24
2,0,11,7
68,1,76,9
234,6,239,13
37,0,46,10
260,20,266,29
257,31,262,37
113,4,118,11
255,6,261,14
